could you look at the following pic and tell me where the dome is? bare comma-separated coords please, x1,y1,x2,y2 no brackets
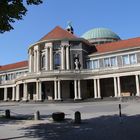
82,28,120,40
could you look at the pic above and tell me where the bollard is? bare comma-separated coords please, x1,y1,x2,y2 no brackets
119,104,121,117
74,111,81,124
5,109,10,118
34,111,40,120
119,104,122,123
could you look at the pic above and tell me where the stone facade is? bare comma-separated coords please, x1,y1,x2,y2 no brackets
0,26,140,102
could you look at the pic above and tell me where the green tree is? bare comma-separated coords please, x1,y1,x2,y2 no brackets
0,0,43,33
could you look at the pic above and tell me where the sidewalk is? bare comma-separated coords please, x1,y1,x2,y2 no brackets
0,101,140,140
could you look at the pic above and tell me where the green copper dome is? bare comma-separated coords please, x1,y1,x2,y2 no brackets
82,28,120,40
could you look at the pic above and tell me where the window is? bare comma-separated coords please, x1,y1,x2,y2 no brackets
53,42,61,50
93,60,99,69
11,73,16,79
122,54,137,65
110,57,117,66
41,55,46,68
104,57,117,67
122,55,129,65
86,60,92,69
1,75,5,81
86,60,99,69
130,54,136,64
54,53,61,69
6,74,10,80
104,58,110,67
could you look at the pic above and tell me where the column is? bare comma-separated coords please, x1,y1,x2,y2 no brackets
58,80,61,100
74,80,78,100
29,49,32,72
114,77,118,97
50,46,53,70
135,75,140,96
45,47,49,71
12,86,15,101
16,85,20,101
36,81,39,101
66,46,70,70
78,80,81,99
23,83,28,101
117,77,121,97
97,79,101,98
4,87,7,101
36,49,40,72
94,79,97,98
54,81,58,100
38,81,42,101
34,50,36,72
61,46,65,70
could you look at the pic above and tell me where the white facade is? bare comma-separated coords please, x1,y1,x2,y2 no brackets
0,26,140,102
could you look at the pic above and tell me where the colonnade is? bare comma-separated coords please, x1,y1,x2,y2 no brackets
1,74,140,101
94,75,140,98
1,80,82,101
4,86,16,101
28,42,71,73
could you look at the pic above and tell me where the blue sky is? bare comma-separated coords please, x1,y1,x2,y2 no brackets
0,0,140,65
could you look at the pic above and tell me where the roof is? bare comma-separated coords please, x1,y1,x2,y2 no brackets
92,37,140,55
0,61,28,71
39,26,77,41
82,27,120,40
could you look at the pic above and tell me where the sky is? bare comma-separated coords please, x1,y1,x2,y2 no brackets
0,0,140,65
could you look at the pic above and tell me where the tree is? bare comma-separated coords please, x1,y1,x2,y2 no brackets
0,0,43,33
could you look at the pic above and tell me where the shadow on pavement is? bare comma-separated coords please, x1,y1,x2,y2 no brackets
20,114,140,140
0,135,26,140
0,114,51,126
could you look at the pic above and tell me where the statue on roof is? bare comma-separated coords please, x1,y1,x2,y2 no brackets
66,21,74,34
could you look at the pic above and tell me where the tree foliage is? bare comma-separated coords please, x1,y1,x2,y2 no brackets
0,0,43,33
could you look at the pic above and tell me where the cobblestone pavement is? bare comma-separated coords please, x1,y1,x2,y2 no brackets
0,100,140,140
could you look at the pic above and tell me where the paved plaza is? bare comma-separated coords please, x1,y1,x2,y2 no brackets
0,100,140,140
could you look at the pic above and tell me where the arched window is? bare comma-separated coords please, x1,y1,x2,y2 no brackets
54,53,61,69
41,55,45,69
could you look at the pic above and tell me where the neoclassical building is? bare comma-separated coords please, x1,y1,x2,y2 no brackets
0,24,140,101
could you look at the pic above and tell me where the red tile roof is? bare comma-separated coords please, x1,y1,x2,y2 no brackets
39,26,77,41
0,61,28,71
94,37,140,54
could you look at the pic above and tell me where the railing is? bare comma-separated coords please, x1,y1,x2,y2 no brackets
0,80,15,85
1,63,140,84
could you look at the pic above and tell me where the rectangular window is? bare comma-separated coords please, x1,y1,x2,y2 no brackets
122,54,137,65
93,60,99,69
41,55,45,68
130,54,137,64
104,58,110,67
86,60,99,69
122,55,129,65
87,61,92,69
86,61,90,69
1,75,4,81
104,57,117,67
110,57,117,66
53,42,61,50
6,74,10,80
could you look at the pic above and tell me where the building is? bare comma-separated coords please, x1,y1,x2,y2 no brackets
0,24,140,102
